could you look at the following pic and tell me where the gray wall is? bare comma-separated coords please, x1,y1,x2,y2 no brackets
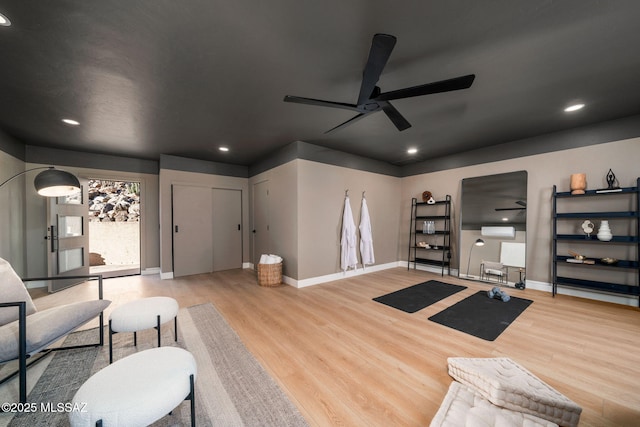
401,136,640,303
297,159,401,280
0,149,27,275
24,162,160,277
158,160,250,276
0,144,160,277
248,160,299,278
247,158,401,282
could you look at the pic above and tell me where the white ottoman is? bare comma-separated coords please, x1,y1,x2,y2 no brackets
69,347,197,427
447,357,582,427
108,296,179,363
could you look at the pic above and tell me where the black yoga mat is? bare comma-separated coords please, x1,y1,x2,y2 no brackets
428,290,533,341
373,280,467,313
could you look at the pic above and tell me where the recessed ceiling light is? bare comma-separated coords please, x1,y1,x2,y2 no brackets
502,217,509,221
407,148,418,154
0,13,10,27
219,146,229,152
564,103,585,112
62,118,80,126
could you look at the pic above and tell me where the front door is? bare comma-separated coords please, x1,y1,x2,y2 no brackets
47,179,90,292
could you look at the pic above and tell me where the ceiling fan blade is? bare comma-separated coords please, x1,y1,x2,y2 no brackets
357,34,397,105
283,95,360,112
376,74,475,101
495,207,527,211
379,101,411,131
324,113,368,134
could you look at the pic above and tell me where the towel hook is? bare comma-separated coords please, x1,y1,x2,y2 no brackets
362,191,366,198
345,189,349,197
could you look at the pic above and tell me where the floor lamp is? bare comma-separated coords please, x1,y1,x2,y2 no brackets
0,166,80,197
466,238,485,278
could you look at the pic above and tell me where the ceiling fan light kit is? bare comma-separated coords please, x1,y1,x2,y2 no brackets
284,33,475,133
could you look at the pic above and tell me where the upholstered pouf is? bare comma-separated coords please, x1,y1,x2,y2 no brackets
447,357,582,427
69,347,197,427
108,296,179,363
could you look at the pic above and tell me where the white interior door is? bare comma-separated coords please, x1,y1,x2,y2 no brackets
172,184,213,277
212,188,242,271
47,179,90,292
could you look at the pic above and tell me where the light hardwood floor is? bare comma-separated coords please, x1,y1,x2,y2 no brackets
29,268,640,426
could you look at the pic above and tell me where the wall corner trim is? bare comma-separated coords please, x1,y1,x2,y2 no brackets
160,271,174,280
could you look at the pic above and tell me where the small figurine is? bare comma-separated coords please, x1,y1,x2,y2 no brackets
422,190,435,204
606,169,619,190
581,220,594,239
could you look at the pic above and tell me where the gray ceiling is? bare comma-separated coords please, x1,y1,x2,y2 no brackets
1,1,639,167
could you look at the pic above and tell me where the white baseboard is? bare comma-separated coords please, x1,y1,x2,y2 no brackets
141,267,160,276
25,281,47,289
284,261,402,288
160,271,174,280
405,260,456,276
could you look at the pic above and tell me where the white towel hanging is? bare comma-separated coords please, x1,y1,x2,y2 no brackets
341,196,358,271
359,197,375,266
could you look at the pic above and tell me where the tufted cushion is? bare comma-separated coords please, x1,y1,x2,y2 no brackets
69,347,197,426
447,357,581,427
0,257,37,326
0,299,111,363
430,381,558,427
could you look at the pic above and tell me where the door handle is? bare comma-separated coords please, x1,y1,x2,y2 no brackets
50,225,58,253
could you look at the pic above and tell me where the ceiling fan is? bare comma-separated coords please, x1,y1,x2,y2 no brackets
284,33,475,133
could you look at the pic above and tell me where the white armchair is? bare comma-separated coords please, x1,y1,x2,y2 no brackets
0,257,110,403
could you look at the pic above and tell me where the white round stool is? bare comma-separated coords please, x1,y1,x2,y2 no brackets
108,296,179,363
69,347,197,427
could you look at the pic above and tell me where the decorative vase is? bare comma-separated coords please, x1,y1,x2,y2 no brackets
597,220,613,241
570,173,587,195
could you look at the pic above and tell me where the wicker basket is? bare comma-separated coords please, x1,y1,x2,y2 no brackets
257,262,282,287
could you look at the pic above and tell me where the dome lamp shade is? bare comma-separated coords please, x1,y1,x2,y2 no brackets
33,168,81,197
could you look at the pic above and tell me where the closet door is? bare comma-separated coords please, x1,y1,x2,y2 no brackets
172,184,213,277
212,188,242,271
253,180,270,265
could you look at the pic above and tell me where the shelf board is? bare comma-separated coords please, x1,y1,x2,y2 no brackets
555,276,640,296
416,215,449,220
555,256,639,269
414,230,450,235
412,245,450,251
555,211,638,219
555,234,638,243
412,258,450,267
555,186,638,198
414,200,450,206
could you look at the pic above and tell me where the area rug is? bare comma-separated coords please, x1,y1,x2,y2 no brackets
428,290,533,341
373,280,467,313
2,303,308,427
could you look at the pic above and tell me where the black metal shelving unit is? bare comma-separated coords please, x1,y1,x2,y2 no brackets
408,195,451,276
552,178,639,306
